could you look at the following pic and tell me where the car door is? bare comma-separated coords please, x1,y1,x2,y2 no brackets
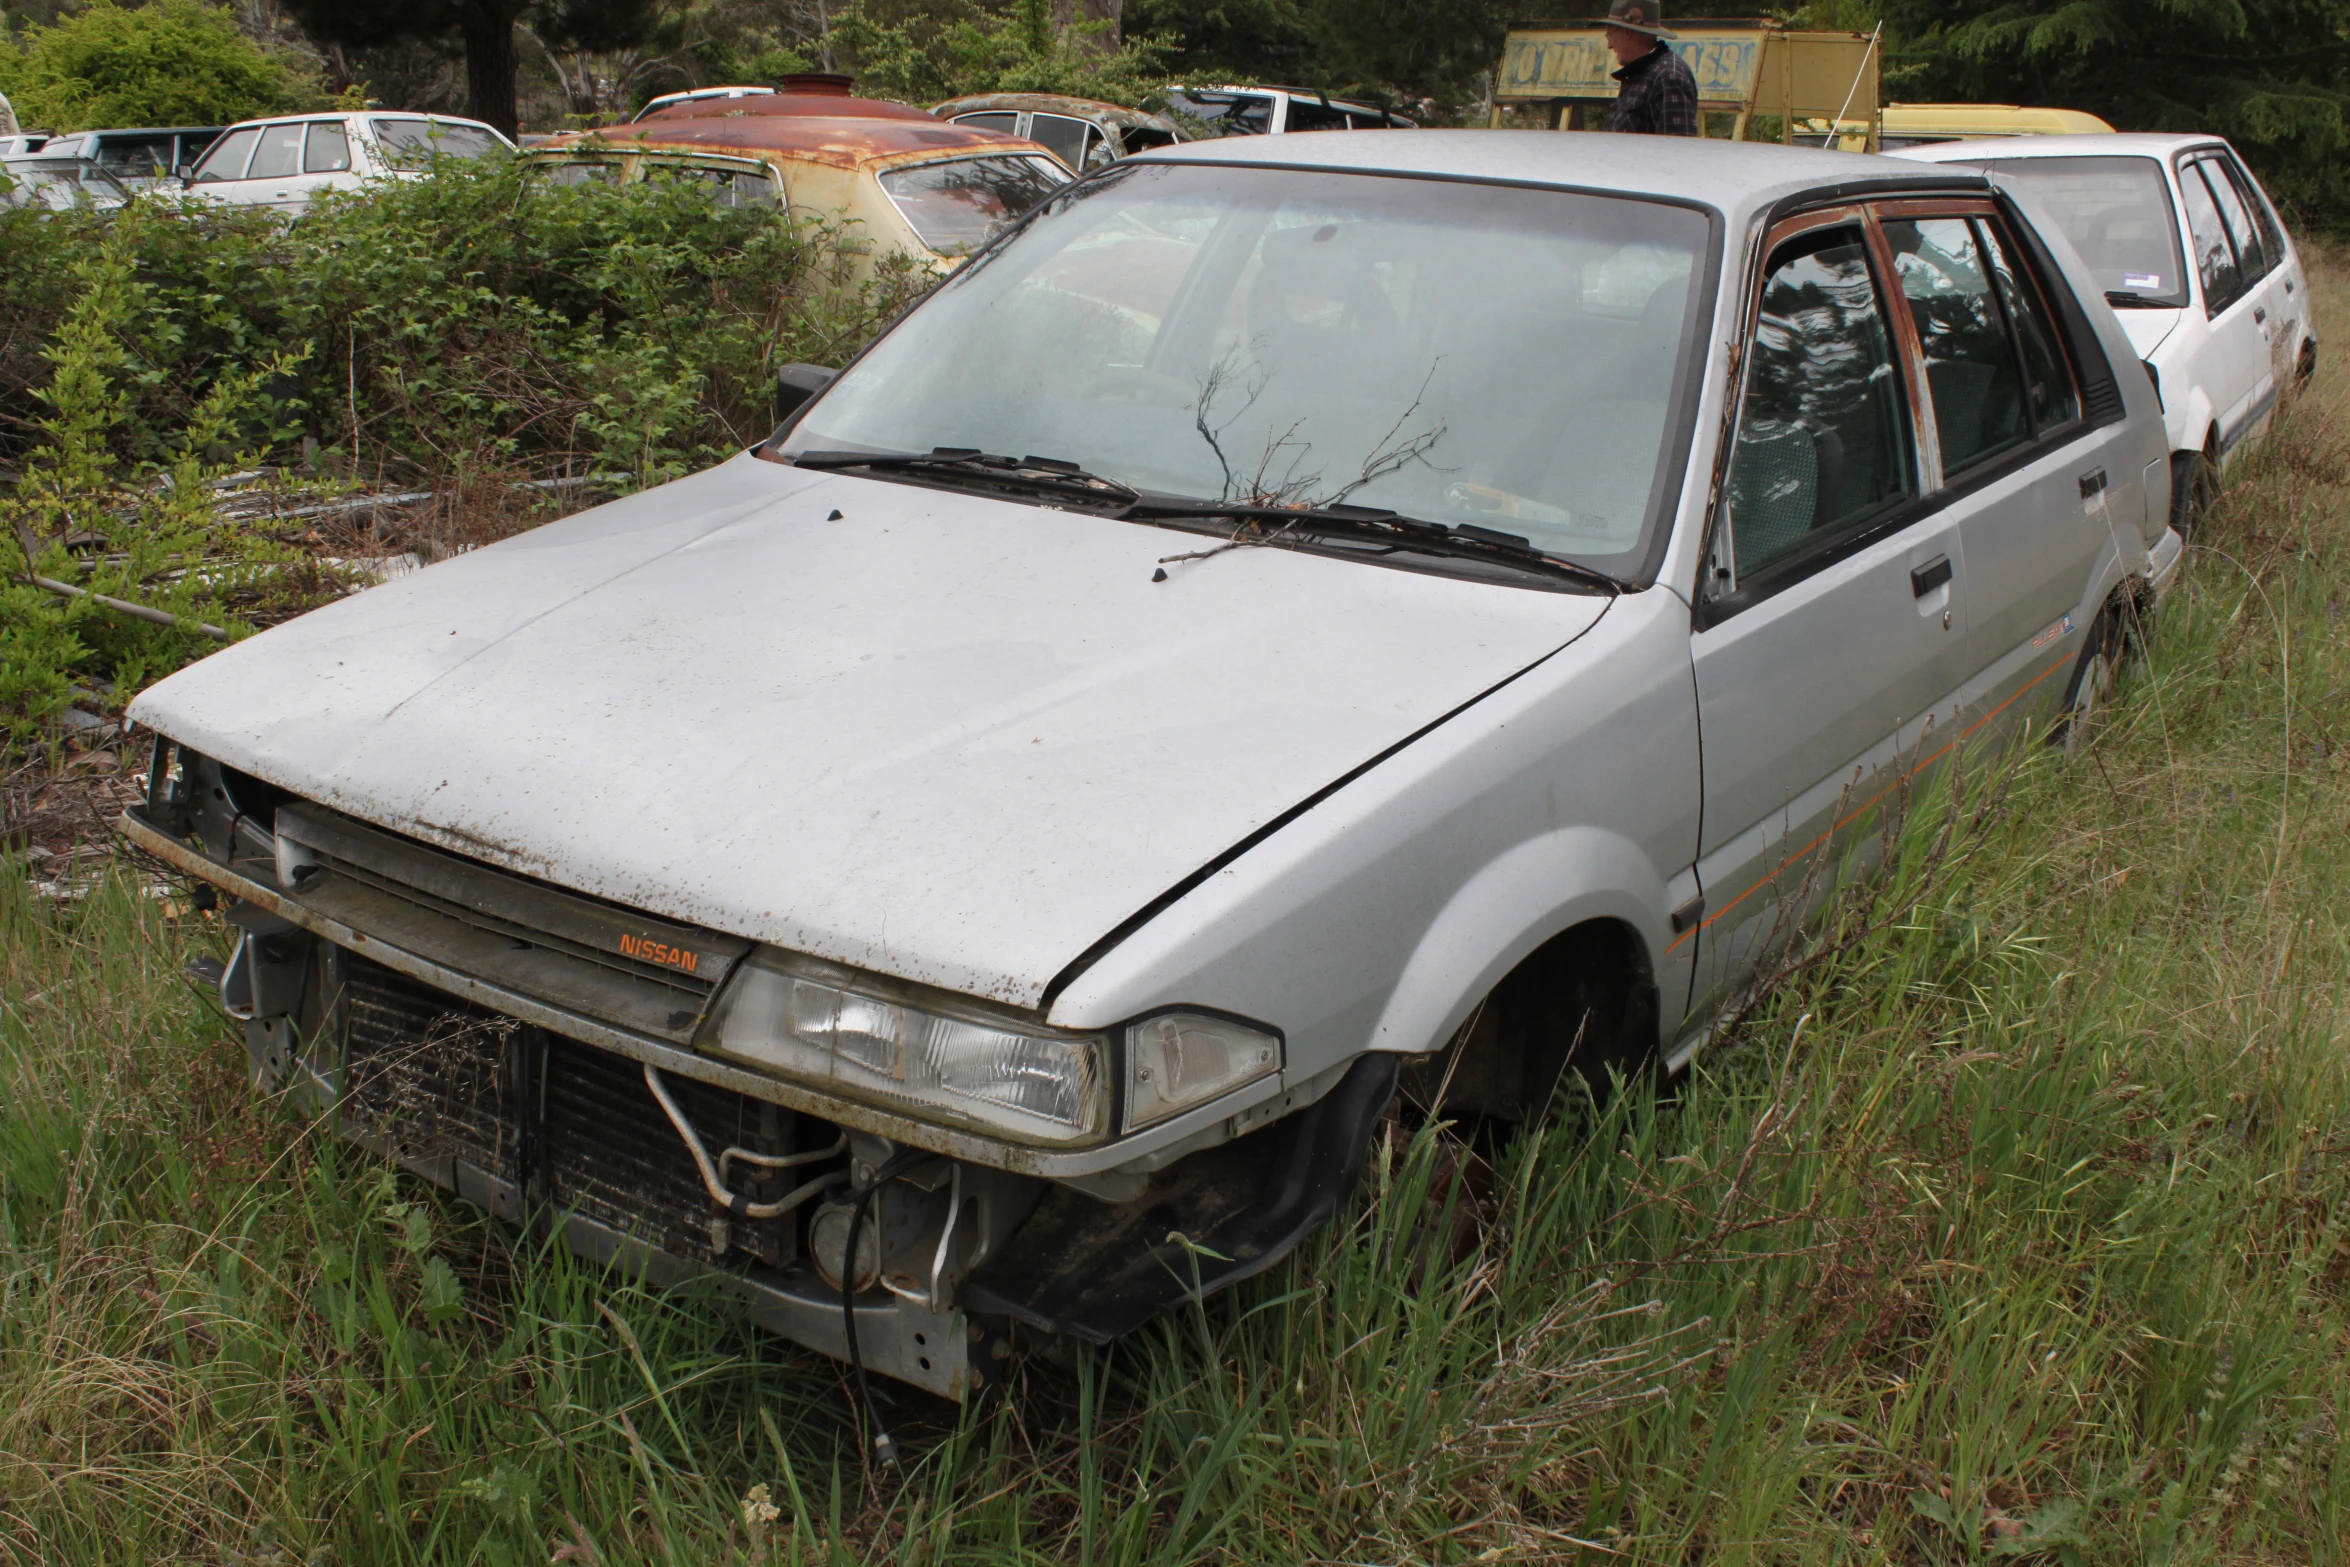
2173,154,2265,457
186,125,261,200
239,120,312,211
1684,210,1971,1024
1877,201,2122,730
2218,151,2308,382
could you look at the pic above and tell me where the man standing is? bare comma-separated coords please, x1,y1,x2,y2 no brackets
1602,0,1698,136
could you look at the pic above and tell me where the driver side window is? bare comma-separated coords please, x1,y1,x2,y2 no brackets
1724,226,1917,581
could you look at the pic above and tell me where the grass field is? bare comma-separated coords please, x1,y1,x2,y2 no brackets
5,254,2349,1566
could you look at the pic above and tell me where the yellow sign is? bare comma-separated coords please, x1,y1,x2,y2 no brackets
1495,20,1880,143
1499,26,1768,107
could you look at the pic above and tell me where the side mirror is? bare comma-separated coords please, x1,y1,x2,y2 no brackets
772,362,838,428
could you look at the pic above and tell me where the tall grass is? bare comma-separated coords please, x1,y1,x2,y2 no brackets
4,256,2349,1564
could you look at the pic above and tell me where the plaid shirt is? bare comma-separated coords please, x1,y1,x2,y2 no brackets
1605,43,1699,136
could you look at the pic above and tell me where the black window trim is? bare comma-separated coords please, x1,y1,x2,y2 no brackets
1698,187,2107,629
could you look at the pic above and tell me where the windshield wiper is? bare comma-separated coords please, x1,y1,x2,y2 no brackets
2103,289,2176,309
792,448,1139,505
1122,497,1624,594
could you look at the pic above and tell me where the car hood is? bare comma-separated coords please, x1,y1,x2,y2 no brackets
132,454,1608,1010
2116,306,2182,359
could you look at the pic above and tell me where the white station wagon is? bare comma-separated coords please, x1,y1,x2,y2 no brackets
126,133,2171,1404
184,111,512,214
1893,133,2316,535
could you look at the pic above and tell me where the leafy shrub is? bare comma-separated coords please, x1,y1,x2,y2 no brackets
0,160,926,743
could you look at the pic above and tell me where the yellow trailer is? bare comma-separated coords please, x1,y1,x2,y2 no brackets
1494,18,1881,148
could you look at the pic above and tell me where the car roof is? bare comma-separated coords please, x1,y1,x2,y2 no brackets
542,115,1039,172
1132,129,1988,220
638,90,934,125
1890,131,2229,164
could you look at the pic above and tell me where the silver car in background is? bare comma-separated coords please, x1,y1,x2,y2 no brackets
1892,133,2316,535
124,133,2169,1401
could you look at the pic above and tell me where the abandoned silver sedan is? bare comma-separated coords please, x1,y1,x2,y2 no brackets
125,132,2171,1403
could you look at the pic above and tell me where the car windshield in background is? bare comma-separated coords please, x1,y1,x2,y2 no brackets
785,162,1712,580
1165,91,1274,135
374,119,505,169
0,161,128,211
1981,156,2190,307
877,155,1069,254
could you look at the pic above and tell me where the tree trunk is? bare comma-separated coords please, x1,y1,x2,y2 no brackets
1052,0,1121,52
458,0,525,138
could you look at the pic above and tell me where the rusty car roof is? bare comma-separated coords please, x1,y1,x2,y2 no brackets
538,114,1040,173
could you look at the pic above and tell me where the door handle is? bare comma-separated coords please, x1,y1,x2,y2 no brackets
1910,555,1952,597
2078,467,2108,500
2255,306,2268,325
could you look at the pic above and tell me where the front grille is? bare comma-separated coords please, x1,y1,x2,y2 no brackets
274,802,753,1045
546,1037,795,1267
345,955,519,1181
337,954,811,1269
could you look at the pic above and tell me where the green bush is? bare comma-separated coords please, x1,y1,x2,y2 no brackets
0,0,320,133
0,160,925,744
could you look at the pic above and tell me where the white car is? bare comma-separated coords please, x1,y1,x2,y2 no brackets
1892,133,2316,535
126,133,2169,1403
183,112,512,214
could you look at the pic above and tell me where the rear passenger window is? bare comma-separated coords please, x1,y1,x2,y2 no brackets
2196,155,2268,280
1726,227,1915,578
2178,162,2243,312
1977,218,2080,432
2222,153,2287,272
304,121,351,174
1882,217,2028,476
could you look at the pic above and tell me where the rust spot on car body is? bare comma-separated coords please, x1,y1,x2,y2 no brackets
540,112,1036,175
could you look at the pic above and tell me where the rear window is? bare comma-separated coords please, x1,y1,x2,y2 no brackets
641,161,781,210
373,118,506,169
1980,155,2190,308
533,159,624,189
877,155,1068,256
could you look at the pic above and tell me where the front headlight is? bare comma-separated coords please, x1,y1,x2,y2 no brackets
701,948,1108,1145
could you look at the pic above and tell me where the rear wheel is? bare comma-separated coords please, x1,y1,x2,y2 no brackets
2053,595,2137,753
2169,448,2215,541
2298,339,2318,387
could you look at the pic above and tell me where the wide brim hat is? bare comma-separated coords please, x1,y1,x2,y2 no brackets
1603,0,1677,39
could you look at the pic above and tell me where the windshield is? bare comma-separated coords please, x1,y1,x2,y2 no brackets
0,161,128,210
373,118,506,168
783,163,1712,580
1980,155,2189,307
877,155,1070,255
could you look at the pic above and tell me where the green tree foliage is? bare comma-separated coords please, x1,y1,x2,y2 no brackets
1846,0,2350,230
0,0,317,132
1126,0,1516,111
829,0,1173,106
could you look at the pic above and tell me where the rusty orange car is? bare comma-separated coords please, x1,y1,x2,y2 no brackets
525,78,1071,274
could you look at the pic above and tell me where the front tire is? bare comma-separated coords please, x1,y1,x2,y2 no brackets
2169,449,2215,541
